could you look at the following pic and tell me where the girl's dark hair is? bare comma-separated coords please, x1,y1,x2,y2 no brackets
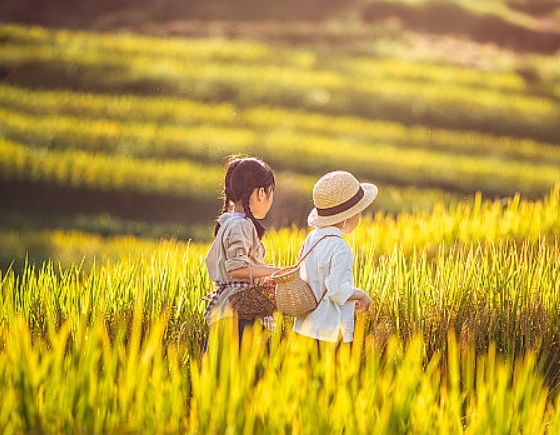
214,156,275,239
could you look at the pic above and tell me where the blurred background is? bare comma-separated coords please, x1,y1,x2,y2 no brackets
1,0,559,267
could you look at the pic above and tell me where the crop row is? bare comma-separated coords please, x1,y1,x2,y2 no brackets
2,85,559,166
0,23,314,67
0,138,225,198
1,88,559,202
2,42,526,97
2,125,558,221
0,24,528,90
2,25,559,141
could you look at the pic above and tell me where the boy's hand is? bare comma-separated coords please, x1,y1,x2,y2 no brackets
354,290,371,313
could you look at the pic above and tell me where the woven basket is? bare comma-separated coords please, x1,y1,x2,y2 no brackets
228,283,276,320
271,234,341,317
271,265,318,316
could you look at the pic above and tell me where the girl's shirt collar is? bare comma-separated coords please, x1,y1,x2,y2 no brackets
217,212,245,226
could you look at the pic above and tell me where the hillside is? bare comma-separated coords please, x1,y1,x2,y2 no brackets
2,0,560,51
0,0,559,249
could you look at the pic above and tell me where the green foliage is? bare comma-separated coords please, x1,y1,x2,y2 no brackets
1,189,560,433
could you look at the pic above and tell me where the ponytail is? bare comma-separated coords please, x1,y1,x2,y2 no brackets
213,159,242,237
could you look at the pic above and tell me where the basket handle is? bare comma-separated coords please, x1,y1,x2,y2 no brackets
247,262,254,285
297,234,341,265
299,235,341,305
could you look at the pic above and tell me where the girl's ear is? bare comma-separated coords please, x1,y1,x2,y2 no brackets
258,187,266,199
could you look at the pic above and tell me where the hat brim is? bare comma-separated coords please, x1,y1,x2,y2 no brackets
307,182,378,228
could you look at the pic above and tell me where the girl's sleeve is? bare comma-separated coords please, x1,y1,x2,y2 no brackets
323,243,355,305
224,220,254,272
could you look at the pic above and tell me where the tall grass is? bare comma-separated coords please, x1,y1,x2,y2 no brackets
355,186,560,255
1,314,558,434
1,190,560,433
2,185,558,269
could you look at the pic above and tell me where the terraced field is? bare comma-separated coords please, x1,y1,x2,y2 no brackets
1,21,559,246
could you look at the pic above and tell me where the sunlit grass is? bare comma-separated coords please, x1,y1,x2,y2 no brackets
0,313,557,434
1,190,560,433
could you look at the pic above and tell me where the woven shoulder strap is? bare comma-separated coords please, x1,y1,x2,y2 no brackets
296,234,342,305
297,234,342,265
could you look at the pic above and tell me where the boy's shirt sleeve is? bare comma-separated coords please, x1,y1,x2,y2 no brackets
323,243,355,305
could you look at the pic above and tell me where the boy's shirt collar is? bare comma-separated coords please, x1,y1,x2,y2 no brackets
313,226,343,237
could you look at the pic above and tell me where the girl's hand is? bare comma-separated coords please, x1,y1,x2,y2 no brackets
263,277,277,287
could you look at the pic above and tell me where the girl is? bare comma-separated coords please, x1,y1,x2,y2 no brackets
293,170,376,344
203,156,279,347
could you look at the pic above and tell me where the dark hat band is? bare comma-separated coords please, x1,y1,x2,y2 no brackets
316,186,364,217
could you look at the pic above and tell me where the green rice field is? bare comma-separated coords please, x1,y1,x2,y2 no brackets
1,8,560,433
1,22,559,242
1,188,560,434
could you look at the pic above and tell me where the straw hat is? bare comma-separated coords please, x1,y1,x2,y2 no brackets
307,171,378,228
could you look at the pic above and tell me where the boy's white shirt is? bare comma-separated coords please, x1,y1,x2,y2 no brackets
293,226,356,343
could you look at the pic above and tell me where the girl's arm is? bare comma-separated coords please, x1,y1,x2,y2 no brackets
229,265,280,280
